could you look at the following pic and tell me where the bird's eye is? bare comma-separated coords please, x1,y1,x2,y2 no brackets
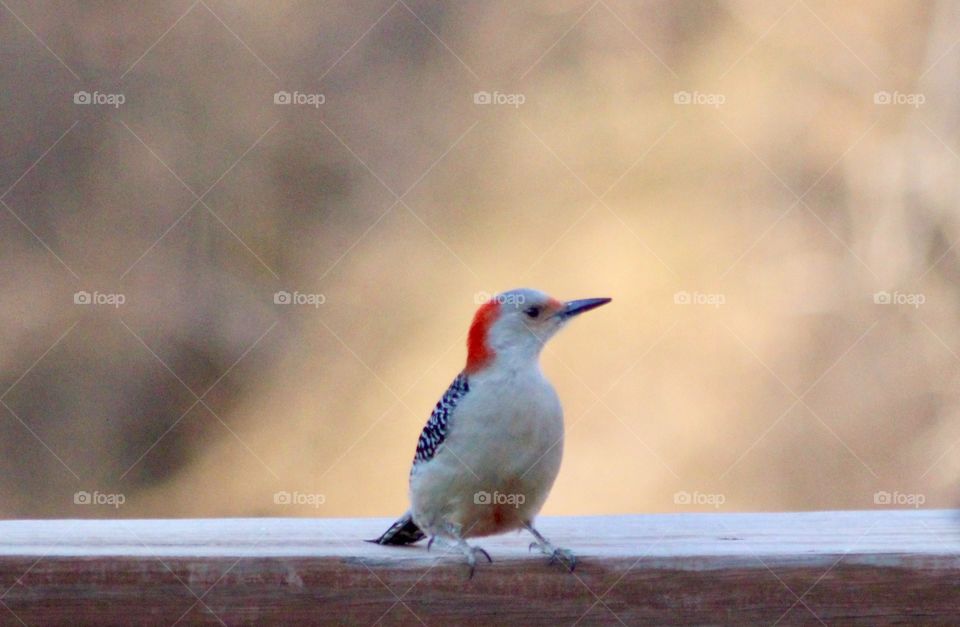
524,306,541,319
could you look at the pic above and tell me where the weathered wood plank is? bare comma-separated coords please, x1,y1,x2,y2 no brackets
0,510,957,625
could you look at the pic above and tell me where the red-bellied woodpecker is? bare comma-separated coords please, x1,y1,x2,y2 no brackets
371,288,611,576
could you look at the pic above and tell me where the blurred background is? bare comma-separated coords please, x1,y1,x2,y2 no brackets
1,0,958,519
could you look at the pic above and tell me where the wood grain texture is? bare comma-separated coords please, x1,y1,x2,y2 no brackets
0,510,957,625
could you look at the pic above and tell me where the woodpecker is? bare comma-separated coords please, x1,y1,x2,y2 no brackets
371,288,611,576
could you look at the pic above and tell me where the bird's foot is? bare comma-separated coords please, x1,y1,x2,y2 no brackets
428,528,492,579
459,543,492,579
529,540,576,571
524,522,576,572
547,546,576,571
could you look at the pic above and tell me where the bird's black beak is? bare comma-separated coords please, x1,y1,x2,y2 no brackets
558,297,612,319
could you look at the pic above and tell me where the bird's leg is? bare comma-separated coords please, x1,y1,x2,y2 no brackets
523,522,576,571
431,522,491,579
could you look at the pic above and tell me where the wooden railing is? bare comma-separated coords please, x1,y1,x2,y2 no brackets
0,510,957,624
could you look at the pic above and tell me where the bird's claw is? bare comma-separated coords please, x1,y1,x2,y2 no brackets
463,545,492,579
531,539,577,572
523,523,576,573
546,546,577,572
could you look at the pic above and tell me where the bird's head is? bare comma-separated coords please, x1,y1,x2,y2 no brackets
465,288,611,374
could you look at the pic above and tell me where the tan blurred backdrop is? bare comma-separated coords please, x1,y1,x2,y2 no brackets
1,1,959,519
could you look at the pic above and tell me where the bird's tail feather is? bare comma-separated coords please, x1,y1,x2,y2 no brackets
368,512,425,545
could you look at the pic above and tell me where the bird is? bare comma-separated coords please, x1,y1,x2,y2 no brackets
370,288,611,576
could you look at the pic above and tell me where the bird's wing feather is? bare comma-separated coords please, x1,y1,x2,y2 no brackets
412,372,470,468
368,511,425,545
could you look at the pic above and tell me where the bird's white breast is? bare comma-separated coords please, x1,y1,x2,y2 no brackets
409,366,564,538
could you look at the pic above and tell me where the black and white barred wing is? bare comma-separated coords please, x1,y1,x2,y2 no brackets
369,373,470,546
412,372,470,468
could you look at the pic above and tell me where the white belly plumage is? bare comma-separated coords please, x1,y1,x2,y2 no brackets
409,371,564,538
